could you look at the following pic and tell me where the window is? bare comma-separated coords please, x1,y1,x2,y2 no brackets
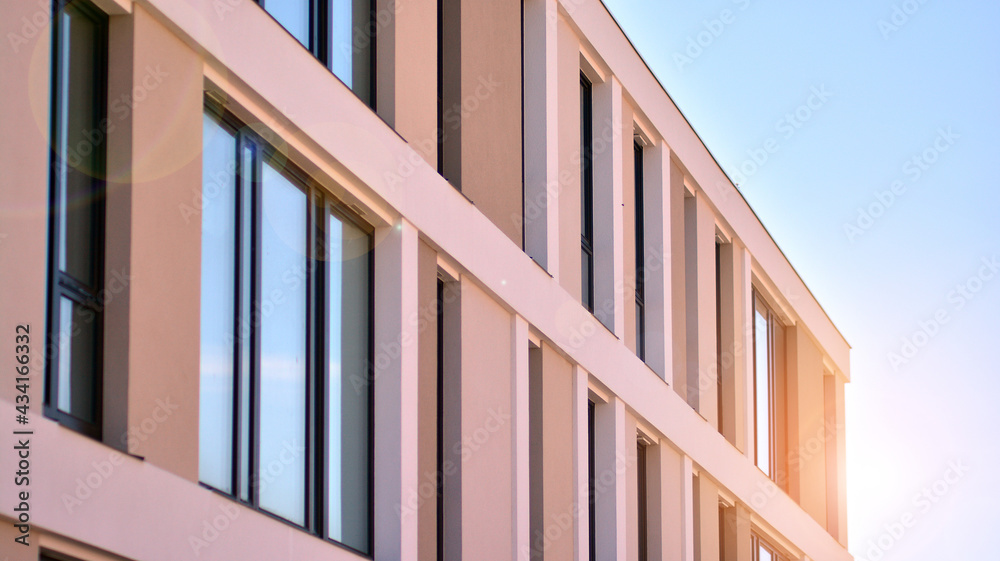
436,278,445,561
716,241,723,430
587,400,596,561
200,108,373,554
634,141,645,360
257,0,374,106
719,504,727,561
45,0,108,439
752,291,776,478
752,533,788,561
636,440,649,561
580,75,594,312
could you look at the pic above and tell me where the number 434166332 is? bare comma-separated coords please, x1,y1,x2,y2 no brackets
15,325,30,421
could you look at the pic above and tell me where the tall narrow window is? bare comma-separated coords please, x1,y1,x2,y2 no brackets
580,75,594,312
200,108,373,554
636,440,649,561
257,0,373,106
716,241,723,431
719,505,727,561
436,279,445,561
634,141,646,360
753,291,776,478
587,400,596,561
45,0,108,439
326,199,373,549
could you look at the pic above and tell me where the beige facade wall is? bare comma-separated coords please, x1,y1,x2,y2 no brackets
787,325,830,528
377,0,439,168
0,1,851,561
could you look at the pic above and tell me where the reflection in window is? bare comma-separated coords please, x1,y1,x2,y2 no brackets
46,0,108,439
753,292,774,478
580,75,594,312
258,0,373,105
265,0,310,46
199,113,237,493
326,210,371,550
199,108,373,553
258,162,308,524
634,141,646,360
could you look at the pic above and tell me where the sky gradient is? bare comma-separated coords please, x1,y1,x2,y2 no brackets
601,1,1000,559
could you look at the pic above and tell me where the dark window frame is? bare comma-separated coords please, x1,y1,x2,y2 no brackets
587,399,596,561
44,0,109,440
636,439,648,561
634,141,645,360
255,0,377,109
580,74,594,313
436,278,445,561
201,103,375,557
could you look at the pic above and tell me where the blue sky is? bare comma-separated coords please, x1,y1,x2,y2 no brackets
602,1,1000,558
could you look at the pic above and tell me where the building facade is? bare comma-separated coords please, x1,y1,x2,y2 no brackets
0,0,851,560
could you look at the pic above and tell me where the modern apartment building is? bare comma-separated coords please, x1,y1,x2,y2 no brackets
0,0,851,560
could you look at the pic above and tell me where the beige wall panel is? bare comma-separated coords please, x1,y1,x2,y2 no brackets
417,240,439,561
458,277,514,560
122,5,203,480
556,16,582,300
456,0,523,246
377,0,439,168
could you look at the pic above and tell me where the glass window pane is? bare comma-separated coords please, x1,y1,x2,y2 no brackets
331,0,371,104
199,113,238,493
327,212,371,552
758,543,773,561
582,249,592,311
635,302,644,360
54,5,103,285
266,0,310,47
239,143,255,503
56,297,98,423
754,308,771,476
258,161,308,525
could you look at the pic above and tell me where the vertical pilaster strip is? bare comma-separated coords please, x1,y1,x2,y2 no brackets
513,315,531,560
739,246,755,464
593,76,625,336
594,396,628,560
682,456,695,561
523,0,561,277
572,365,590,561
374,218,420,561
644,141,672,381
696,476,721,561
